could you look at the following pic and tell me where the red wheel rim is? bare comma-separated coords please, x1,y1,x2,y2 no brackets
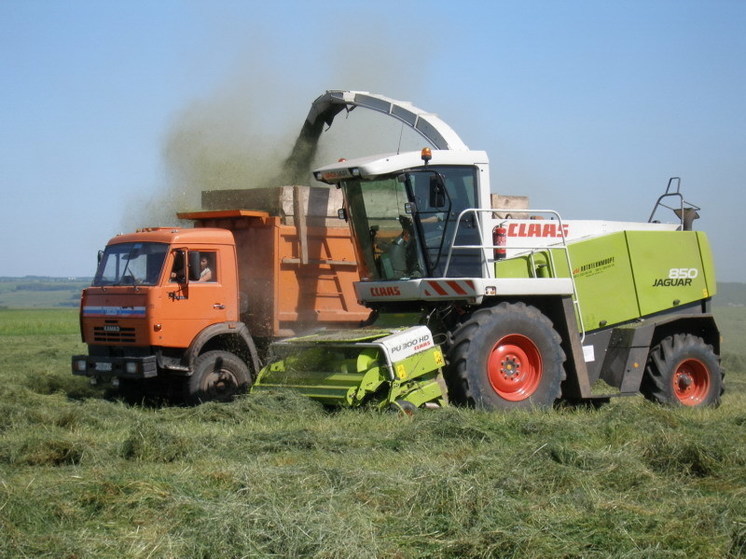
673,358,710,406
487,334,542,401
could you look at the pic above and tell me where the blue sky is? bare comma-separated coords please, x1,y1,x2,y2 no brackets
2,0,745,281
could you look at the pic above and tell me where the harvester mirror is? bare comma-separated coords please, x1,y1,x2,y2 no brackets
429,174,447,208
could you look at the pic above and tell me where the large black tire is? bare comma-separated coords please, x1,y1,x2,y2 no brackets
446,302,566,410
113,376,178,406
641,333,723,407
115,378,147,405
185,350,251,405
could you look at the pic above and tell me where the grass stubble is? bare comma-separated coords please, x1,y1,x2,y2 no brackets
0,309,743,558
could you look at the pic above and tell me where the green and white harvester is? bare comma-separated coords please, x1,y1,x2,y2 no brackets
254,91,722,411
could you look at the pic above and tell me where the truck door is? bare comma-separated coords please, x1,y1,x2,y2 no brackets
161,248,232,346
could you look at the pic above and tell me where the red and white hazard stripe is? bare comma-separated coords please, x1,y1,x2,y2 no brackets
423,280,477,298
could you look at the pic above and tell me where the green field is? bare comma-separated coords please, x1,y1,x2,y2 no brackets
0,308,744,558
0,277,90,309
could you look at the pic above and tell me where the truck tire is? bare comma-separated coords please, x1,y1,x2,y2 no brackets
116,378,146,405
185,350,251,405
447,302,566,410
641,334,723,407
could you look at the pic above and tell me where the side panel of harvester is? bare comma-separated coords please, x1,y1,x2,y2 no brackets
625,231,716,316
496,229,716,332
493,228,719,400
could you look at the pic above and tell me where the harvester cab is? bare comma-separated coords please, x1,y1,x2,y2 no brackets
317,148,492,285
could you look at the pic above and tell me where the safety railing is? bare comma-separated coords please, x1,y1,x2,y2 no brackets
647,177,701,231
442,208,586,341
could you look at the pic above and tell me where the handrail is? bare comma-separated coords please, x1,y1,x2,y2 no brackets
442,208,586,341
647,177,700,231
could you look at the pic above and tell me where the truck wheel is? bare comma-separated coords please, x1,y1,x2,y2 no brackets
641,334,723,407
116,378,146,405
447,302,566,410
186,350,251,404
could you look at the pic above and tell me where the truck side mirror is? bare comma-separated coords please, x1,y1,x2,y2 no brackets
171,249,188,284
429,174,447,208
188,251,201,282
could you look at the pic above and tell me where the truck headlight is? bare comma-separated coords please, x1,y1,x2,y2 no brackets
74,359,87,372
125,362,139,374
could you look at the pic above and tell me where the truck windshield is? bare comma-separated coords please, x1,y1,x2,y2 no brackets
93,242,169,286
344,165,481,280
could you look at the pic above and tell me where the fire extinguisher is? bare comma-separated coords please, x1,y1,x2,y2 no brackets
492,224,507,260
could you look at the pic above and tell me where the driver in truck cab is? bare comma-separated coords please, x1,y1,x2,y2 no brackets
198,254,213,282
169,251,215,283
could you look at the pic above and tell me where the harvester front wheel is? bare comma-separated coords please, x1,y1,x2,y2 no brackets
186,350,251,405
641,334,723,407
448,302,566,410
388,400,418,416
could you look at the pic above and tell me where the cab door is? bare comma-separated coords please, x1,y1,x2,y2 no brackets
157,247,237,348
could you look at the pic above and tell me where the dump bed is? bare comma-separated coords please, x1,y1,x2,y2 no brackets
179,207,370,339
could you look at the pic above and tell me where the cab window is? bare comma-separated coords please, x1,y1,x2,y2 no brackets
197,251,217,282
169,250,218,283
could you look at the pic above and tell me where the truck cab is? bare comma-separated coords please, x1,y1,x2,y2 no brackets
88,227,239,341
72,194,370,404
72,227,254,401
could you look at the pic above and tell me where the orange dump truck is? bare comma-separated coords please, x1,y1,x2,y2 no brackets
72,186,370,403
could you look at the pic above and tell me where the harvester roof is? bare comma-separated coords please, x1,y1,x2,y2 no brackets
313,149,489,184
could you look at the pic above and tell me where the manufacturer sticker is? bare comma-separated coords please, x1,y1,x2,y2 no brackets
507,222,569,238
582,345,595,363
652,268,699,287
379,326,435,363
573,257,616,279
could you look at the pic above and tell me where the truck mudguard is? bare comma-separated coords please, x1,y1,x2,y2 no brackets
183,322,262,377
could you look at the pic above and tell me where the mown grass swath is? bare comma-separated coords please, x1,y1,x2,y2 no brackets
0,308,744,558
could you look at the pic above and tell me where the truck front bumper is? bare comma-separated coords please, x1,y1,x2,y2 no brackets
71,355,158,380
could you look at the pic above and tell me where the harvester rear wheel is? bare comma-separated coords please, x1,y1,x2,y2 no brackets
447,302,566,409
641,334,723,407
186,350,251,405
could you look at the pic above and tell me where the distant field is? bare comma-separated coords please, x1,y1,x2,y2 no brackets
0,307,743,558
0,277,90,309
1,277,744,310
2,278,744,309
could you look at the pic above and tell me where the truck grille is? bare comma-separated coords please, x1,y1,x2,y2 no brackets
92,325,137,343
